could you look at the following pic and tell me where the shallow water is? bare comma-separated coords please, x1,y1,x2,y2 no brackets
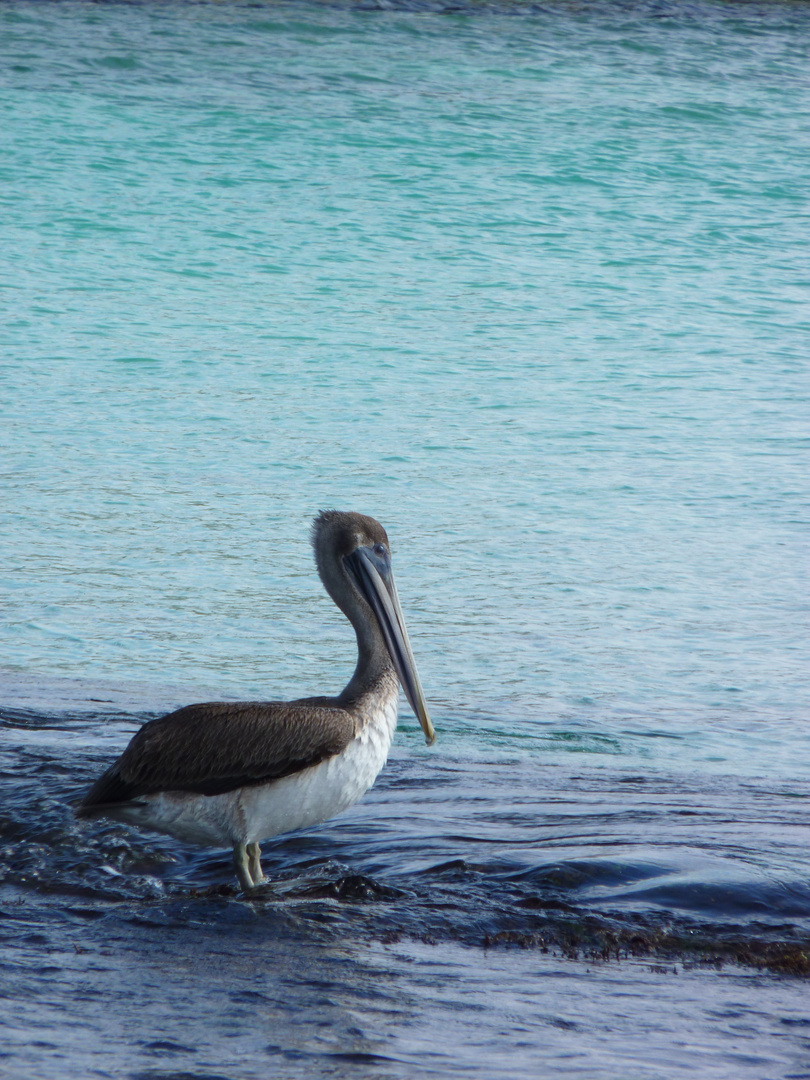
2,0,810,1076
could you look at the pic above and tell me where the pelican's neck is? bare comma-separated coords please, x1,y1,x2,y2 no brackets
313,541,396,707
338,618,395,705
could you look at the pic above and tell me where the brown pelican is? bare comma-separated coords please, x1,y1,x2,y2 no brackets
77,510,436,891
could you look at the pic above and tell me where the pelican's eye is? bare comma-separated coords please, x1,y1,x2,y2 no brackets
373,543,387,558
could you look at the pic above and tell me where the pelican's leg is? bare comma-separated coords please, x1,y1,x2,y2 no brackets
233,843,254,892
247,842,265,885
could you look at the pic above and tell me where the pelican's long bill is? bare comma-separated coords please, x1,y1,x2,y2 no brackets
345,546,436,745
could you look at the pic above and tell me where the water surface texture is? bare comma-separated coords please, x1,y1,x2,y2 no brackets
2,1,810,1077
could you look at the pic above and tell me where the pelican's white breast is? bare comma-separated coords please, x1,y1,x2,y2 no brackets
112,691,399,849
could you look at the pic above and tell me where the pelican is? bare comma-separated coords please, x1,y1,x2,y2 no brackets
77,510,436,891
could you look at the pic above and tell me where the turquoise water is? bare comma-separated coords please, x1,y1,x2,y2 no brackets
2,1,810,1077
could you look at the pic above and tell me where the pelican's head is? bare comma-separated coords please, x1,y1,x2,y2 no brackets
312,510,436,746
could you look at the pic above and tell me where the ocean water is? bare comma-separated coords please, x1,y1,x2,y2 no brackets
1,0,809,1076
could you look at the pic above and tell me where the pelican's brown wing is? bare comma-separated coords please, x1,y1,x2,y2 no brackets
76,699,356,812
